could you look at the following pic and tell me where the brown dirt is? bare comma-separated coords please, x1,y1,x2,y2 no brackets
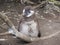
0,2,60,45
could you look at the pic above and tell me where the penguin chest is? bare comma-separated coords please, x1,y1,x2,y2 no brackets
19,20,38,37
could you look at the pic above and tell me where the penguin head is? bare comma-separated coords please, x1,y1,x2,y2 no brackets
23,6,34,17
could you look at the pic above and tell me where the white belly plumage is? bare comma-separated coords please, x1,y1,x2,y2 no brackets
19,20,38,37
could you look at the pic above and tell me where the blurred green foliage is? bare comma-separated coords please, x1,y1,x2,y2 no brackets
48,0,56,2
47,0,60,6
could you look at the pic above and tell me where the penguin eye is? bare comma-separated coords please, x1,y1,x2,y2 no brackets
25,10,31,15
